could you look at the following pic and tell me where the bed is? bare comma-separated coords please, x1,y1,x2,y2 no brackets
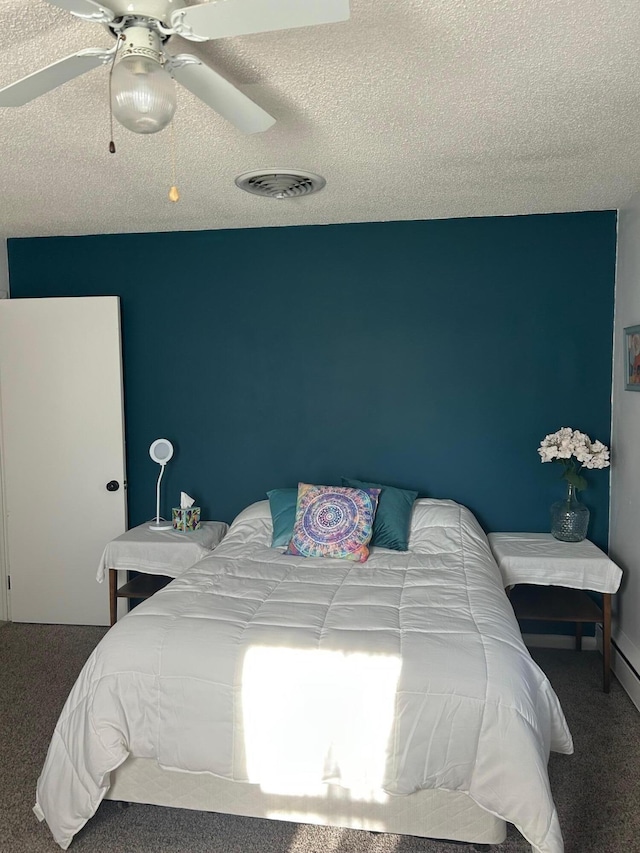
34,498,573,851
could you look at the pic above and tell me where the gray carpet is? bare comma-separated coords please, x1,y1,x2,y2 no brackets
1,623,639,853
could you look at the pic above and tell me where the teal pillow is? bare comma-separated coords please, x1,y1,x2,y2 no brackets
341,477,418,551
266,488,298,547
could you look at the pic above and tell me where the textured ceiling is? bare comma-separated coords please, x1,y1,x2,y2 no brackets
1,0,640,239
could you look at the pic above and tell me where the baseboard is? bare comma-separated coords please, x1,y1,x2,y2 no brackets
596,626,640,713
522,633,597,650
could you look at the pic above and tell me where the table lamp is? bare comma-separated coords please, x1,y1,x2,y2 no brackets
149,438,174,530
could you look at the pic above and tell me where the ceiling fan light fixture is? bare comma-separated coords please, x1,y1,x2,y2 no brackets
110,23,177,134
111,55,176,134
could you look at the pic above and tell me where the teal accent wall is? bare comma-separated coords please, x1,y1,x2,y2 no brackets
8,211,616,549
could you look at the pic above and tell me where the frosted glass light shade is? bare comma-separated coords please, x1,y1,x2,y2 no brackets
111,55,176,134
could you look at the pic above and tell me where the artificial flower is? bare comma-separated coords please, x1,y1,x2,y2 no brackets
538,427,610,490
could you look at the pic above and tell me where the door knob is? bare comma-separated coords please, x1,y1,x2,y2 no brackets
106,480,120,492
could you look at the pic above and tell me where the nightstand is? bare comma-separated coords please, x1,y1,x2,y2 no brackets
97,521,229,625
487,533,623,693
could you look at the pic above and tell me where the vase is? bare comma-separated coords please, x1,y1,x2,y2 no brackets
550,483,590,542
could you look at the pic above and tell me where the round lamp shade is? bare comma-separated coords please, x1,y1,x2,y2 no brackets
149,438,174,465
111,55,177,134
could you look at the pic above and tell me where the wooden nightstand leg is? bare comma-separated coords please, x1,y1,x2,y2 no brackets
109,568,117,627
602,593,612,693
575,622,582,651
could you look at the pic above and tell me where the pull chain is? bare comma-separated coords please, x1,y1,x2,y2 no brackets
107,36,124,154
169,120,180,202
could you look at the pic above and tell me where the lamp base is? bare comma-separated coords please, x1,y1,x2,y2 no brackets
148,520,173,531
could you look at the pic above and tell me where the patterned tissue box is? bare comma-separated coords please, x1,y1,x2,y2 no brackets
172,506,201,532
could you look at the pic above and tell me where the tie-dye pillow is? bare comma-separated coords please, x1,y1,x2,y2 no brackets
285,483,381,562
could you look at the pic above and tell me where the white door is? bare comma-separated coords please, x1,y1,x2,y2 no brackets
0,296,127,625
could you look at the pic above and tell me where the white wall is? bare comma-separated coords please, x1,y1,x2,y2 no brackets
0,239,7,620
609,195,640,680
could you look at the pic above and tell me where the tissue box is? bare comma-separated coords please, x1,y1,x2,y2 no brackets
172,507,201,532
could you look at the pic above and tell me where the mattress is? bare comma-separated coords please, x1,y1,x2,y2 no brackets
34,498,573,851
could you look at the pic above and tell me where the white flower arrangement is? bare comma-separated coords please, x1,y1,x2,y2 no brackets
538,427,610,491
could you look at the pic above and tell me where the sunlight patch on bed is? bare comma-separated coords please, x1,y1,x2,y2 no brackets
241,646,401,802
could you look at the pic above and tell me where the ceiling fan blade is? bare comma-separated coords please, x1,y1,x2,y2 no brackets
167,55,275,133
0,48,115,107
45,0,115,24
170,0,350,42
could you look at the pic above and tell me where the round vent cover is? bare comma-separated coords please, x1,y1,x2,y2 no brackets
235,169,326,199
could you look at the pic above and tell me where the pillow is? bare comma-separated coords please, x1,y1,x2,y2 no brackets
406,498,461,550
341,477,418,551
266,488,298,547
285,483,381,562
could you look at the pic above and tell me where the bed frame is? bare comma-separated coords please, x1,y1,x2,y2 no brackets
106,757,506,848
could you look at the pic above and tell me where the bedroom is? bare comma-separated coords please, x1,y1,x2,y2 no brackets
0,1,639,852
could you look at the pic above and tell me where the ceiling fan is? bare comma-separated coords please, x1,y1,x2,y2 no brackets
0,0,350,135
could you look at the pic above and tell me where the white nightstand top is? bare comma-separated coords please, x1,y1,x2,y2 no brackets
487,532,622,594
97,520,229,582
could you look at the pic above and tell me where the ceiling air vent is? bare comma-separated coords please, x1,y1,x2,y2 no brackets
235,169,326,199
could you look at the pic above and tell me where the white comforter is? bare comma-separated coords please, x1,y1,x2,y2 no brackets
35,499,573,852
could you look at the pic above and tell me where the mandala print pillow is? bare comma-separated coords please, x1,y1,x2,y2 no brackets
285,483,381,562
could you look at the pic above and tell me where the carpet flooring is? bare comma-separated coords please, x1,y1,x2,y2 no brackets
1,622,639,853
